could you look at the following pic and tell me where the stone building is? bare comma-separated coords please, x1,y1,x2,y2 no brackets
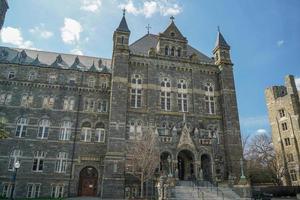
265,75,300,186
0,0,9,30
0,12,243,199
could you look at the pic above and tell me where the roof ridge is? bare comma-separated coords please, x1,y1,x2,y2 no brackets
129,34,158,47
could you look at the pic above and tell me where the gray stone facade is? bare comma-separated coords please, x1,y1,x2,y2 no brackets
0,14,243,199
0,0,8,30
265,75,300,186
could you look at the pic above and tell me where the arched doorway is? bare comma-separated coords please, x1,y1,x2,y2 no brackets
160,152,172,176
78,166,98,196
201,154,212,181
177,150,194,180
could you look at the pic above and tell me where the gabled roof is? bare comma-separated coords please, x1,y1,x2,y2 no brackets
215,31,230,49
129,34,213,63
0,46,111,73
116,16,130,32
160,21,186,41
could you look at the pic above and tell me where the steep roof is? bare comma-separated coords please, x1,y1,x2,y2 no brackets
116,16,130,32
215,31,230,49
129,34,213,63
0,46,111,73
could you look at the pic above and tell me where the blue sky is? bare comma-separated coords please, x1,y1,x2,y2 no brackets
1,0,300,137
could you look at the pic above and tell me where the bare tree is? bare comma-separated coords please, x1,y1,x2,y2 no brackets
0,121,8,140
126,128,160,198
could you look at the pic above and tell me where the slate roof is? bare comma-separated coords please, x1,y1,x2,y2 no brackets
129,34,214,63
116,16,130,32
0,46,111,73
215,31,230,49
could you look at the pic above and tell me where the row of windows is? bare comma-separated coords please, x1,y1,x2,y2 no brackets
6,71,109,88
164,46,182,57
8,150,68,173
2,183,65,198
10,118,106,142
0,93,108,112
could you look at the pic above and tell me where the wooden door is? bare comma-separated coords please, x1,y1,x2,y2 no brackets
79,167,98,196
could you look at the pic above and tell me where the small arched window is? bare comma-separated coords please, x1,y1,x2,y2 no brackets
121,36,125,44
165,46,169,56
161,78,171,88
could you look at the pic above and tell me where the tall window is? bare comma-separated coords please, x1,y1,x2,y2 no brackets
204,83,215,114
281,122,288,131
59,121,72,141
279,109,285,118
177,48,181,57
290,169,298,181
51,185,64,198
37,119,50,139
8,150,22,171
15,117,27,138
95,123,105,143
32,151,46,172
42,96,55,109
131,74,142,108
177,80,188,112
27,183,41,198
21,94,33,107
88,77,95,87
171,47,175,56
63,97,75,111
284,138,291,146
2,183,13,198
84,98,95,112
80,122,92,142
98,100,108,112
165,46,169,55
160,78,171,111
0,93,12,105
55,152,68,173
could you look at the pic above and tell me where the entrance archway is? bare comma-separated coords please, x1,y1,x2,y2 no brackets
177,150,194,180
78,166,98,196
201,154,212,181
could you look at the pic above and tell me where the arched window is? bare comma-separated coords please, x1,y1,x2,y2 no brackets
16,117,27,138
55,152,68,173
8,150,22,171
88,77,95,87
165,46,169,56
37,119,50,139
59,121,72,141
80,122,92,142
8,71,15,79
121,36,125,44
178,80,188,112
131,74,142,108
160,78,171,111
204,83,215,114
171,47,175,56
95,122,105,143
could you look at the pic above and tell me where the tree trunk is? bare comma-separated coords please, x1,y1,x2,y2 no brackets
140,173,144,198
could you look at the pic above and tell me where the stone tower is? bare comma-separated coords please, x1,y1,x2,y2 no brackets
265,75,300,186
0,0,9,30
213,29,243,179
101,11,130,198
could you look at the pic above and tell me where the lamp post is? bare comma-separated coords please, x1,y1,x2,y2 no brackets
10,161,20,200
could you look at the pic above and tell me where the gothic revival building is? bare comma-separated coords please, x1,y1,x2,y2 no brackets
265,75,300,186
0,0,8,30
0,12,243,199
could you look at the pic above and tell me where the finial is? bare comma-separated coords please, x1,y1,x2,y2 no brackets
170,16,175,22
122,8,126,17
146,24,151,35
217,26,220,32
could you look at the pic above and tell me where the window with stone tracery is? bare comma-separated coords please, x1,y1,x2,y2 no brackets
42,96,55,109
161,78,171,111
0,93,12,105
55,152,68,173
128,121,142,140
130,74,142,108
63,97,75,111
21,94,33,108
37,119,50,139
59,121,72,141
204,83,215,114
177,80,188,112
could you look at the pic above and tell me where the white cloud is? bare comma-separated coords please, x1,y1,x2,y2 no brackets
80,0,102,12
295,77,300,90
256,129,268,135
119,0,182,18
29,24,53,39
240,115,269,128
60,18,83,45
70,48,83,55
0,26,35,49
277,40,284,47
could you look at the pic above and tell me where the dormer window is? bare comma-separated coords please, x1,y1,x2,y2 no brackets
170,32,175,37
8,71,15,79
171,47,175,56
165,46,169,56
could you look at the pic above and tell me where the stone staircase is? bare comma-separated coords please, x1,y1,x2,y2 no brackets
169,181,242,200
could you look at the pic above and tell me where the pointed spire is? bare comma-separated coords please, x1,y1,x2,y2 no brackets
31,54,41,66
70,56,85,70
52,54,68,68
116,9,130,32
215,27,230,49
89,61,98,72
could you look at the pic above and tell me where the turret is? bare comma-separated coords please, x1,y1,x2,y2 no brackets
113,9,130,52
213,27,231,65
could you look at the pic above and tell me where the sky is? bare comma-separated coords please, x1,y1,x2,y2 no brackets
1,0,300,138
